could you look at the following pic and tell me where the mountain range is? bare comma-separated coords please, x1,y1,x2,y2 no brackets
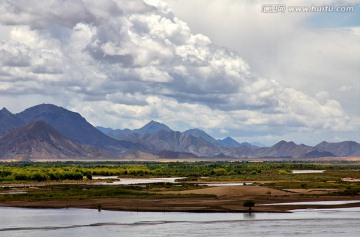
1,103,360,161
16,104,146,154
0,121,113,160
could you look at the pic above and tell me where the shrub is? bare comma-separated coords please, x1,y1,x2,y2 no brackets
243,200,255,210
31,172,48,182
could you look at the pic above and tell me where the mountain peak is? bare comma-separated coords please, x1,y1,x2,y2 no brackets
315,140,360,156
183,128,220,145
316,141,330,146
271,140,299,150
135,120,172,134
220,137,242,147
16,103,140,153
148,120,161,126
20,103,68,114
263,140,314,158
1,107,11,114
0,107,25,134
16,103,88,139
275,140,295,146
184,128,207,135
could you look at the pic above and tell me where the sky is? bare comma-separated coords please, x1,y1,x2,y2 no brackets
0,0,359,146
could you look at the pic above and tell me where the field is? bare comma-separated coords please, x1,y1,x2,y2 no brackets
1,161,360,212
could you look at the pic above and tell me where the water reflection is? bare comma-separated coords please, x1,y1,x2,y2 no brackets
202,182,252,187
243,212,256,219
95,177,185,185
292,170,325,174
262,200,360,206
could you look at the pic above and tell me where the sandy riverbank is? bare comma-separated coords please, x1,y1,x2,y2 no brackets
1,184,359,213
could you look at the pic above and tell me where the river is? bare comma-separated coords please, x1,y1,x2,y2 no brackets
0,206,359,237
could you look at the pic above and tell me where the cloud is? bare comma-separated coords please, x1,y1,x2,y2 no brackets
166,0,360,116
0,0,358,145
339,85,353,92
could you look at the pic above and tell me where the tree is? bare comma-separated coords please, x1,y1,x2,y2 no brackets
243,200,255,211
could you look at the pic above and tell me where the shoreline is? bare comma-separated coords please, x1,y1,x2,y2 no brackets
1,195,360,213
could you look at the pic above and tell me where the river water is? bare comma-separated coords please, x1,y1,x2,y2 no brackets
95,177,185,185
0,207,359,237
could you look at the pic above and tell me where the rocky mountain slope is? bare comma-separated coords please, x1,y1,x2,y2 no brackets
0,121,114,160
0,108,25,134
16,104,146,154
315,141,360,157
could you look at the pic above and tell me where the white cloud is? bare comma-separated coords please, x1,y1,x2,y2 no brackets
0,0,358,145
339,85,354,92
166,0,360,117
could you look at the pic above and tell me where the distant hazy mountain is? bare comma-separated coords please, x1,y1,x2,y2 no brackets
98,122,221,156
220,137,242,147
183,128,224,146
99,125,220,157
220,138,257,148
97,126,138,142
182,129,247,148
97,121,172,144
134,120,172,134
16,104,145,154
0,121,114,160
253,140,314,158
302,150,336,158
0,108,24,134
97,121,172,136
98,121,360,158
97,121,256,153
250,140,360,158
250,142,266,147
220,145,261,158
141,130,220,157
179,133,221,157
212,153,232,159
315,141,360,157
240,142,258,148
96,126,118,135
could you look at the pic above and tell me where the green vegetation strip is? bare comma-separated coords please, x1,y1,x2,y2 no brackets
1,161,360,183
0,184,214,202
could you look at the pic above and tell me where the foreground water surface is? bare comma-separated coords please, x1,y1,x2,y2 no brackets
1,206,359,237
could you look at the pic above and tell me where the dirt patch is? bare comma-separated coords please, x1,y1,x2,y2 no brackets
283,189,338,195
342,178,360,182
166,185,292,197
